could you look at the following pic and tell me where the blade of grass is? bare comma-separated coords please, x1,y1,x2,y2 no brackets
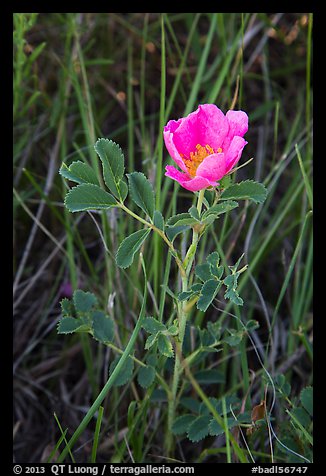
54,412,75,463
185,14,217,114
153,14,166,298
91,405,104,463
270,211,312,350
46,428,68,463
295,144,313,209
222,397,231,463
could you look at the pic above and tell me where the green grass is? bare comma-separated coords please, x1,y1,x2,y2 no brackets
13,13,312,464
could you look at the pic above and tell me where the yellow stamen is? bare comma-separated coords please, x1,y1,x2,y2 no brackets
182,144,222,177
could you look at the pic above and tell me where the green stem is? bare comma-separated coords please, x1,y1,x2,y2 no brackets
166,189,205,455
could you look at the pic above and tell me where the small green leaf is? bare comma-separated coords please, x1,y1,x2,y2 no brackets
127,172,155,219
166,213,198,227
92,311,114,343
57,317,89,334
206,251,220,267
73,290,97,314
142,316,166,334
165,225,188,242
109,355,134,386
144,334,158,350
94,138,125,199
178,290,194,301
202,200,239,221
188,205,200,221
172,415,196,435
300,386,313,416
137,365,156,389
245,320,259,332
223,329,243,346
207,252,224,279
198,328,215,347
191,283,203,293
60,298,75,318
223,274,243,306
65,184,117,212
197,279,221,312
220,180,267,204
157,334,174,358
118,178,128,202
207,321,222,341
219,174,232,190
178,283,202,301
195,263,212,282
187,415,211,442
209,417,238,436
59,161,99,186
167,324,179,336
153,210,164,231
116,228,151,268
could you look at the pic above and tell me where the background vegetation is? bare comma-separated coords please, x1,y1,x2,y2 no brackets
13,13,313,463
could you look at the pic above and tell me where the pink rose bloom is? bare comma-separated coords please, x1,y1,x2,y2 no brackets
163,104,248,191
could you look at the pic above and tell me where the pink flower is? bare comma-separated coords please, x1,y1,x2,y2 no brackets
163,104,248,191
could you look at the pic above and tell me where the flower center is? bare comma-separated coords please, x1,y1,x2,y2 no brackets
182,144,222,177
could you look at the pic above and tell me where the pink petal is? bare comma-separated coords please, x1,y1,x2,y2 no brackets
224,136,247,173
195,104,229,151
165,165,216,192
180,176,217,192
168,108,202,157
196,153,227,182
226,110,248,137
165,165,190,183
163,129,188,173
170,104,229,157
223,110,248,151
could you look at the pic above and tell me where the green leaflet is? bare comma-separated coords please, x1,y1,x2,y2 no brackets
172,415,196,435
116,228,151,268
73,290,97,313
223,273,243,306
197,279,221,312
157,334,174,358
166,212,197,227
127,172,155,219
64,183,117,212
142,316,166,334
57,317,90,334
137,365,156,389
92,311,114,343
59,161,99,186
153,210,165,231
202,200,239,222
188,205,201,221
94,138,125,200
187,415,211,442
209,418,238,436
220,180,267,204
